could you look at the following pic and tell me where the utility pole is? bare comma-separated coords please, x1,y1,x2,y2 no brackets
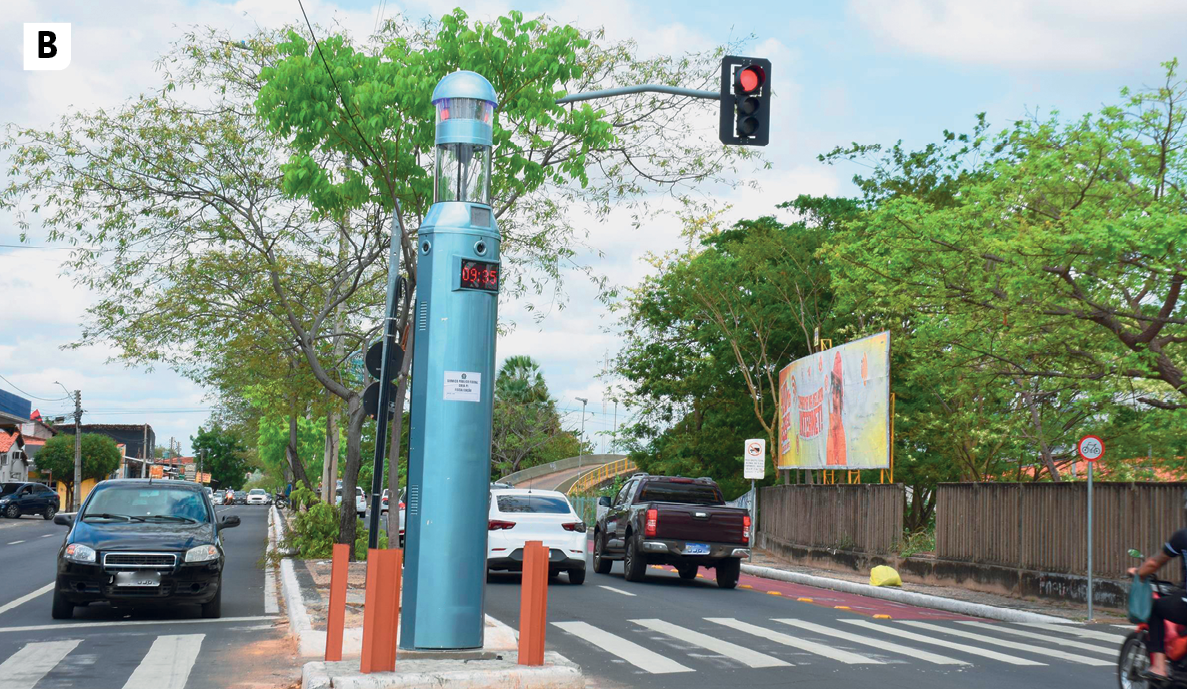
71,391,82,510
576,397,589,464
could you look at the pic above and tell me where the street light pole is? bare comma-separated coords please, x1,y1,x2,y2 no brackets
576,397,588,464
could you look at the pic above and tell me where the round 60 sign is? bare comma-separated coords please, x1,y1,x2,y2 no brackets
1077,435,1104,463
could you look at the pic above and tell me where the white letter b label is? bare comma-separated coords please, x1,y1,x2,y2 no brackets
24,23,71,71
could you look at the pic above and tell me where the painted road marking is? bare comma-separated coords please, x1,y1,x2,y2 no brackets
553,621,693,674
0,638,80,689
41,533,54,538
632,618,790,668
707,618,881,664
957,621,1115,655
0,582,54,617
0,615,279,634
1024,622,1128,643
841,620,1045,666
7,540,24,545
122,634,204,689
599,586,637,597
901,621,1111,666
775,619,969,666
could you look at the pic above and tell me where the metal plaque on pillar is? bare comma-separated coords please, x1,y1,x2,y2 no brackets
401,70,500,651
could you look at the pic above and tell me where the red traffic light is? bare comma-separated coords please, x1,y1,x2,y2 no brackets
738,65,765,93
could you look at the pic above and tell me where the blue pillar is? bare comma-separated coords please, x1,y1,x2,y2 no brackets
401,71,500,650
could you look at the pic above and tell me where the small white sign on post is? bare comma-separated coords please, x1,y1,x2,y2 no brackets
744,439,766,480
443,371,482,402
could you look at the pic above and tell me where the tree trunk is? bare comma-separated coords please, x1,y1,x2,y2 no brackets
287,414,312,490
337,395,365,557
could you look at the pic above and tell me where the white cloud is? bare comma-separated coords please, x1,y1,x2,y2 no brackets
847,0,1187,68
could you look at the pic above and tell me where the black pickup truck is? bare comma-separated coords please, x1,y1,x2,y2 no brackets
592,474,750,588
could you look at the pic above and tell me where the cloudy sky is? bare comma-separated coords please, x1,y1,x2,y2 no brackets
1,0,1183,454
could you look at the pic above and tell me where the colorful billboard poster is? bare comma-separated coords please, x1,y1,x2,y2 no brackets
778,331,890,470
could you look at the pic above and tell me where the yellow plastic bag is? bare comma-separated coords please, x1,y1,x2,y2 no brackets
869,565,902,587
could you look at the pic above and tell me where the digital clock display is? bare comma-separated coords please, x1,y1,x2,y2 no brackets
459,259,499,292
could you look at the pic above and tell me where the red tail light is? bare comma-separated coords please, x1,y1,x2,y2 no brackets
488,519,516,531
398,502,405,510
645,509,658,537
742,515,751,544
561,522,587,533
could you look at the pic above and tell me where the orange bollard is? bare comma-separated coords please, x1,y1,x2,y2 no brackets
518,540,549,666
325,543,350,661
360,548,403,674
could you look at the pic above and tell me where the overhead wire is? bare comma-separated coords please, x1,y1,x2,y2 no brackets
0,373,72,402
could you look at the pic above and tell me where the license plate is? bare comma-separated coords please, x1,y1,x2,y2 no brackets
684,543,710,555
115,571,161,587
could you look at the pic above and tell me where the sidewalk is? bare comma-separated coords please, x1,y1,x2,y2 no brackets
745,546,1127,624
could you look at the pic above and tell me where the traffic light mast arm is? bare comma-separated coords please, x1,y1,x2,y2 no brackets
556,84,720,104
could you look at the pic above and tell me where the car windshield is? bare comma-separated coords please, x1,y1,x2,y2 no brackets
81,485,210,523
0,483,23,497
249,489,265,495
496,495,571,514
637,482,723,505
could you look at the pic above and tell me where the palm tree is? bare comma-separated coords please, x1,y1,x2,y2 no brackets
495,355,550,407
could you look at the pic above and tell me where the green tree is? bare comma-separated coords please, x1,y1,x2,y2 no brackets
821,60,1187,476
191,424,252,491
36,433,121,507
490,355,581,475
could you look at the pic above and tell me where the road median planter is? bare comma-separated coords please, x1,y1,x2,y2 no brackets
302,653,583,689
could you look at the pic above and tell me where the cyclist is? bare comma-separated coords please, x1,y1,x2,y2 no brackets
1130,527,1187,681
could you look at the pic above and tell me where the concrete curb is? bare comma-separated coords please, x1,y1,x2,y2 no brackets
303,653,583,689
740,563,1076,625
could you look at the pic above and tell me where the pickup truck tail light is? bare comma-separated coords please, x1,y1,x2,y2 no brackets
742,514,751,544
561,521,587,533
399,502,405,510
488,519,516,530
644,508,658,537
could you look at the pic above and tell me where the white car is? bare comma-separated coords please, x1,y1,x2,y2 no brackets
486,488,587,584
336,486,366,518
246,488,270,505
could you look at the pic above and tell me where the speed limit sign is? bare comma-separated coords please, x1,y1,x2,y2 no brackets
1077,435,1104,462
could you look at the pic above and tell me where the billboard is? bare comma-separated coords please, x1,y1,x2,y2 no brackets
778,332,890,470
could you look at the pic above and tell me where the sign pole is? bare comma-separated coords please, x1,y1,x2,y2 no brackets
1077,434,1103,623
749,478,755,563
1087,461,1094,622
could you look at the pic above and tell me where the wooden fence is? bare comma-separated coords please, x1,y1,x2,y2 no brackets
936,482,1187,580
758,484,905,555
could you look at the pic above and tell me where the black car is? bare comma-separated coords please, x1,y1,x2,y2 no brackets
0,482,60,520
51,479,239,619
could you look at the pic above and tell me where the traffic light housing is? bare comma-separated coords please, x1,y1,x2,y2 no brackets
719,56,771,146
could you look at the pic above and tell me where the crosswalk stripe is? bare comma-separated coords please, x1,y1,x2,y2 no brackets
553,621,693,673
957,621,1116,655
632,619,790,668
841,620,1045,666
1024,622,1129,643
122,634,205,689
707,618,881,664
774,619,968,665
900,621,1110,666
0,639,81,689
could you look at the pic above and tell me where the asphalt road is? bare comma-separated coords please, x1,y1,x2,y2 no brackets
0,505,296,689
484,540,1123,689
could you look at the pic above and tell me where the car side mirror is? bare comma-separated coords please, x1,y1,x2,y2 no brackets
597,496,611,508
220,515,241,529
53,513,74,527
